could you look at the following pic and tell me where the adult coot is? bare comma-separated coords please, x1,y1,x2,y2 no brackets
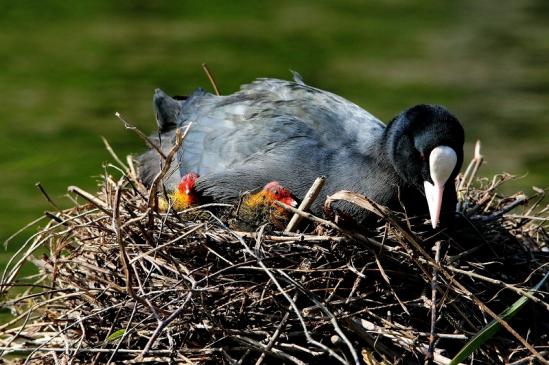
139,74,464,228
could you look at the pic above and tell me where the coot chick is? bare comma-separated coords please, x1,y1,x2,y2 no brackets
157,172,200,212
232,181,298,231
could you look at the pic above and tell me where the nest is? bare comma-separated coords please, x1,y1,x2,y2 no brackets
1,146,548,365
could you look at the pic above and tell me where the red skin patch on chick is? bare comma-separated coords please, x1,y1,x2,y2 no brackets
171,172,200,210
178,173,199,198
238,181,298,229
243,181,298,216
262,181,298,208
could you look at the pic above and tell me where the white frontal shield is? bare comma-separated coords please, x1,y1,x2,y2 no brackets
423,146,457,228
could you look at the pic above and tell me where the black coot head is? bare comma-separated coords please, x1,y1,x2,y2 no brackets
385,104,465,227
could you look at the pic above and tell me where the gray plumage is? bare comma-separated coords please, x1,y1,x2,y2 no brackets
138,75,464,224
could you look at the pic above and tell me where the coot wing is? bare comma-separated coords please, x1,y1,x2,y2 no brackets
176,78,385,174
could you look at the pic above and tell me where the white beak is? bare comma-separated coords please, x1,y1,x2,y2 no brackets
424,146,457,228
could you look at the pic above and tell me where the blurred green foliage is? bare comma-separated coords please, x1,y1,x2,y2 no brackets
0,0,548,269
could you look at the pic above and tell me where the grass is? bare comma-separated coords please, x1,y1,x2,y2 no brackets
0,0,547,271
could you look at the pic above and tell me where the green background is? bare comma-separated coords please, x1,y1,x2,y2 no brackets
1,1,548,271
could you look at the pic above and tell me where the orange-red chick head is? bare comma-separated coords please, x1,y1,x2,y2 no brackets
240,181,298,229
178,172,199,197
262,181,298,208
159,172,200,211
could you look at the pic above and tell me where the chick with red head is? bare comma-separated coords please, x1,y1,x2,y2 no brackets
158,172,200,212
234,181,298,230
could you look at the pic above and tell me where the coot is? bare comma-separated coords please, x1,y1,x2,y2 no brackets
139,74,464,228
232,181,298,230
157,172,200,212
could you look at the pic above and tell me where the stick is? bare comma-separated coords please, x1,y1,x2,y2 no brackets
147,123,192,211
446,265,549,311
472,194,528,223
458,140,483,192
0,347,207,355
255,294,297,365
202,63,221,96
427,240,442,363
35,182,61,211
101,136,129,172
67,186,110,214
285,176,325,233
276,201,340,231
234,231,347,242
276,200,394,252
112,179,165,318
126,155,138,182
140,284,195,358
115,112,167,160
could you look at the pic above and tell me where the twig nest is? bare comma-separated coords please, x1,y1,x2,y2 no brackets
0,169,547,365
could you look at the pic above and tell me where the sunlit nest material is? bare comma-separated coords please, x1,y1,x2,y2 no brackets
0,139,548,365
